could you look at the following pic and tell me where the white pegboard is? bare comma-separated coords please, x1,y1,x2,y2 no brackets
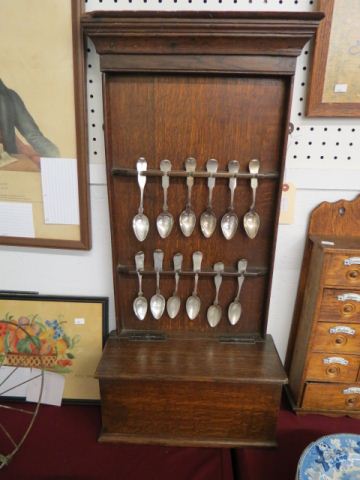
85,0,360,171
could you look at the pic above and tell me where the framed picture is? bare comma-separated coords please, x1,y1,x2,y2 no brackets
307,0,360,117
0,292,108,403
0,0,90,249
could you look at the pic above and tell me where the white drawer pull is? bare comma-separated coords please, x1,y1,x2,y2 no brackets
323,357,349,366
343,387,360,395
337,293,360,302
329,326,355,335
344,257,360,266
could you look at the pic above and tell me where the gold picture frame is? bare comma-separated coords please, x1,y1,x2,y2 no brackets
0,0,90,249
0,292,108,403
307,0,360,117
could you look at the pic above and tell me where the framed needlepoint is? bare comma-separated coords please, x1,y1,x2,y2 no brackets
0,293,108,403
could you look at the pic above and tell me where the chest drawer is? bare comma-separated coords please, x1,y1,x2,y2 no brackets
318,289,360,323
312,322,360,354
324,254,360,287
302,382,360,412
305,353,360,383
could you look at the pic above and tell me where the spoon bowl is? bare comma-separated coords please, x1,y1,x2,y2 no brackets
133,214,150,242
207,304,222,328
228,301,241,326
186,294,201,320
243,211,260,239
150,293,166,320
156,212,174,239
133,295,148,321
167,295,181,319
221,211,238,240
179,208,196,237
200,209,217,238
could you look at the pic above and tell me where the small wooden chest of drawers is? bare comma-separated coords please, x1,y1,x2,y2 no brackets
287,196,360,415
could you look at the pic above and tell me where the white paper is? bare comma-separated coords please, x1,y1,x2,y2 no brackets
40,157,80,225
0,367,30,397
0,201,35,237
74,317,85,325
334,83,348,93
26,369,65,406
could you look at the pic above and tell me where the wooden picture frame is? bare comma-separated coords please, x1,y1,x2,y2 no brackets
0,292,108,403
0,0,90,249
307,0,360,117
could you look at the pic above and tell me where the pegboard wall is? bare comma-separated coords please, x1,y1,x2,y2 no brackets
85,0,360,173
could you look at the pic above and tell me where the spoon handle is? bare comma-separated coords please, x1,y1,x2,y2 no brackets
136,157,147,214
213,262,224,305
206,159,218,208
228,160,239,210
234,259,247,302
154,249,164,294
160,159,171,211
249,159,260,211
185,157,196,208
135,251,145,296
192,251,203,295
173,253,183,295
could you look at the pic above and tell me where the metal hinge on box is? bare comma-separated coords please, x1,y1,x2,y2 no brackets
218,335,264,344
122,331,167,342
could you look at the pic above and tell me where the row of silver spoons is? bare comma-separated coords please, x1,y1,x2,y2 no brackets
132,157,261,242
133,250,247,327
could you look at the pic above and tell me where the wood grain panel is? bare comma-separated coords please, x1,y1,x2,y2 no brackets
105,74,287,335
99,378,281,446
311,322,360,354
305,352,360,383
323,253,360,287
319,288,360,323
302,382,360,412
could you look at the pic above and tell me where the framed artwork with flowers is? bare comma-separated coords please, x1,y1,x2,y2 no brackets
0,293,108,403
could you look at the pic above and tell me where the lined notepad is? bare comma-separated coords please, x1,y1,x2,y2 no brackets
40,157,80,225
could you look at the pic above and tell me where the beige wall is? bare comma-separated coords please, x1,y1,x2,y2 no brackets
0,0,76,158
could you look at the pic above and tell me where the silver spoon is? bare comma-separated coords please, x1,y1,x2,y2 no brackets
207,262,224,328
186,251,203,320
133,251,147,321
166,253,183,319
228,259,247,326
179,157,197,237
156,159,174,238
243,159,261,239
221,160,240,240
200,159,218,238
132,157,149,242
150,249,165,320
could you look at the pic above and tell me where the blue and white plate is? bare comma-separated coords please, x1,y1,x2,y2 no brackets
297,434,360,480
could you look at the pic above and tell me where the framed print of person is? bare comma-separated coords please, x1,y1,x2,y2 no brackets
0,0,90,249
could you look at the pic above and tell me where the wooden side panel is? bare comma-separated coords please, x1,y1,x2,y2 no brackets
99,378,282,447
287,242,325,404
